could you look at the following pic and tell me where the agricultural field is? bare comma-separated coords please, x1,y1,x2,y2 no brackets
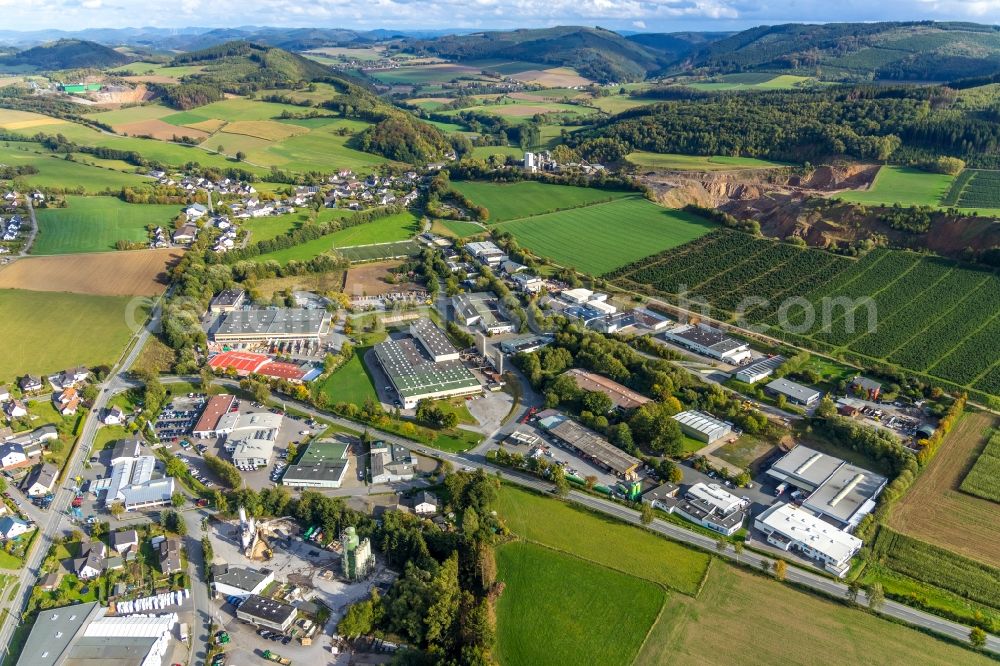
498,485,711,594
589,94,662,114
369,63,485,86
0,289,138,380
836,166,955,207
609,231,1000,396
452,180,632,222
626,151,789,171
439,99,595,124
634,562,994,666
340,240,422,262
0,142,150,192
495,197,716,275
469,145,523,161
253,212,420,266
679,73,824,91
870,528,1000,611
244,211,309,243
496,542,665,666
343,260,422,297
942,168,1000,211
889,411,1000,566
33,196,180,254
318,350,378,405
960,428,1000,502
0,249,181,296
252,270,346,299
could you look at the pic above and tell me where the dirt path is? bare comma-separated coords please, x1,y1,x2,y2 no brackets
19,198,37,256
889,411,1000,566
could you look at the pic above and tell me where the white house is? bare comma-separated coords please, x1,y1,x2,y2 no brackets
25,463,57,497
0,443,28,470
0,517,31,540
75,541,107,580
413,491,438,515
103,406,125,426
5,400,26,419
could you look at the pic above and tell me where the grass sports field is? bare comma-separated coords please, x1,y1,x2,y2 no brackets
626,151,789,171
452,181,631,221
494,197,716,275
319,349,378,405
0,289,136,380
634,562,992,666
496,542,665,666
253,212,420,266
889,411,1000,566
0,143,150,192
33,196,180,254
499,486,710,594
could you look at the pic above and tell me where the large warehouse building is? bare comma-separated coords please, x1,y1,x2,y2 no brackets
538,413,641,479
228,412,284,469
766,446,887,529
375,318,482,409
213,308,331,344
755,502,863,577
672,410,733,444
281,438,350,489
662,323,752,364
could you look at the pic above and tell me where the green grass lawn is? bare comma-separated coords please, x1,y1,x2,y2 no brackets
452,180,631,222
494,197,717,275
33,196,180,254
496,542,665,666
499,485,711,594
0,289,135,381
0,143,151,193
626,151,789,171
836,166,955,207
254,212,420,266
319,349,378,405
245,211,310,243
431,219,484,239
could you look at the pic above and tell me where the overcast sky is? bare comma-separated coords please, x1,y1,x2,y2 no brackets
8,0,1000,32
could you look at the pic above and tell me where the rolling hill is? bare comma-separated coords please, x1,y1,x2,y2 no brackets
0,38,129,70
684,21,1000,81
404,26,669,83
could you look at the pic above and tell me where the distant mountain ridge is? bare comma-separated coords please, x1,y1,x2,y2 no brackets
682,21,1000,81
0,38,129,70
403,26,671,83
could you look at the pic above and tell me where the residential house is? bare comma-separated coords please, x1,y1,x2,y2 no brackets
5,400,26,419
54,387,80,415
0,443,28,470
109,529,139,558
18,375,42,393
25,463,57,497
413,491,438,515
103,406,125,425
172,223,198,244
0,385,9,402
159,537,182,574
0,517,31,540
75,541,107,579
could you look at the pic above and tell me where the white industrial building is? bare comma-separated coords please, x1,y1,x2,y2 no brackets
766,446,887,529
765,377,822,406
673,482,748,536
465,241,507,267
672,410,733,444
662,323,752,364
228,412,284,468
94,454,175,512
16,601,177,666
754,502,863,577
452,292,515,335
734,355,786,383
213,565,274,600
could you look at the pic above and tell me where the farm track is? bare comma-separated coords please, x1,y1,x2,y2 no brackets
889,411,1000,566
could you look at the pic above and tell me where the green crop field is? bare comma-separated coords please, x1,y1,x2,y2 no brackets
244,211,309,243
33,196,180,254
590,95,661,114
499,485,711,594
837,166,955,207
340,240,422,262
452,180,631,221
681,73,823,91
89,104,175,126
496,542,665,666
943,169,1000,212
494,197,716,275
162,98,308,124
960,428,1000,503
0,289,135,380
469,145,523,160
626,151,789,171
0,143,150,192
254,212,420,265
609,230,1000,398
318,349,378,405
634,562,993,666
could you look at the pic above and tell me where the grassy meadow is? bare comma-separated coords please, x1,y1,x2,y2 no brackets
33,196,180,254
0,289,135,380
626,151,789,171
836,166,955,207
0,143,151,192
254,212,420,266
452,180,631,221
319,350,379,405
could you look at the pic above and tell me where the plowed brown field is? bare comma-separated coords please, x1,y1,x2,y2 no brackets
0,249,182,296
